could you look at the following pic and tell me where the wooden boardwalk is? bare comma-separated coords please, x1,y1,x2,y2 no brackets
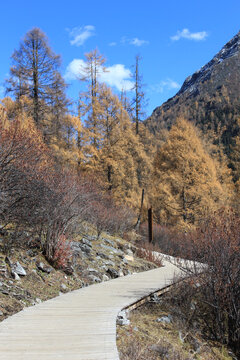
0,258,184,360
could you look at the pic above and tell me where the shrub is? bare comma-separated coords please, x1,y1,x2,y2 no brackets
175,209,240,357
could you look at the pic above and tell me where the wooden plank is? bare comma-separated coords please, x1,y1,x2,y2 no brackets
0,258,184,360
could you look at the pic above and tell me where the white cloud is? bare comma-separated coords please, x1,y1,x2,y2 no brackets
109,42,117,46
130,38,149,46
100,64,133,91
150,79,181,93
68,25,95,46
171,28,208,41
121,36,149,47
65,59,134,91
64,59,86,80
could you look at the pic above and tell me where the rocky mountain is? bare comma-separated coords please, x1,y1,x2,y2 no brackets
146,31,240,153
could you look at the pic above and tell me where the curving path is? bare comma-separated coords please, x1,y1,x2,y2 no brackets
0,258,186,360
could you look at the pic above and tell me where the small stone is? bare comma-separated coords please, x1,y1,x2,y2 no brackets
36,261,53,274
117,310,130,326
124,255,134,262
104,260,115,267
150,293,162,303
0,310,3,316
88,275,101,283
119,269,124,277
60,283,67,291
156,315,172,324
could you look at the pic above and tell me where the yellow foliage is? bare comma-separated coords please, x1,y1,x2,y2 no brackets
151,118,231,228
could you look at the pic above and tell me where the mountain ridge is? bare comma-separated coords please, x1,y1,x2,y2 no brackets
146,31,240,151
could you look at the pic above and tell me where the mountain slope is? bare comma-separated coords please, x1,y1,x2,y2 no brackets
146,31,240,153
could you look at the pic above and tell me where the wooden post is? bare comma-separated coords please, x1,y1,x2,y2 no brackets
148,207,153,243
135,189,145,230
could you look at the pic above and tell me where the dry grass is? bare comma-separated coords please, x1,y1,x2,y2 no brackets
117,298,233,360
136,242,162,267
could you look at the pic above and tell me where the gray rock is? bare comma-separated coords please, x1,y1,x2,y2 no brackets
156,315,172,324
101,265,108,272
118,269,124,277
126,249,133,256
11,271,20,280
27,249,38,257
64,265,74,276
36,261,53,274
0,310,3,316
103,238,115,247
96,252,110,260
150,293,162,303
60,283,67,291
104,260,115,267
117,310,130,326
0,282,3,287
81,238,92,248
107,268,119,279
86,235,97,241
149,344,169,355
0,266,7,274
88,275,101,283
102,274,109,281
101,244,122,254
87,268,100,277
70,241,91,255
78,243,92,254
12,261,27,276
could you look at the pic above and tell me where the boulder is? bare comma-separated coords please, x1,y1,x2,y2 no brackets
11,272,20,280
107,268,119,279
70,241,91,256
11,261,27,276
36,261,53,274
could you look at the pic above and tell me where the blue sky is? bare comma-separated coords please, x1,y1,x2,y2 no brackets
0,0,239,116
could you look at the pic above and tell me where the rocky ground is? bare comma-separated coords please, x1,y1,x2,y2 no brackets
0,231,157,322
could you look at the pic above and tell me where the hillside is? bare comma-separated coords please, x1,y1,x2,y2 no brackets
146,31,240,155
